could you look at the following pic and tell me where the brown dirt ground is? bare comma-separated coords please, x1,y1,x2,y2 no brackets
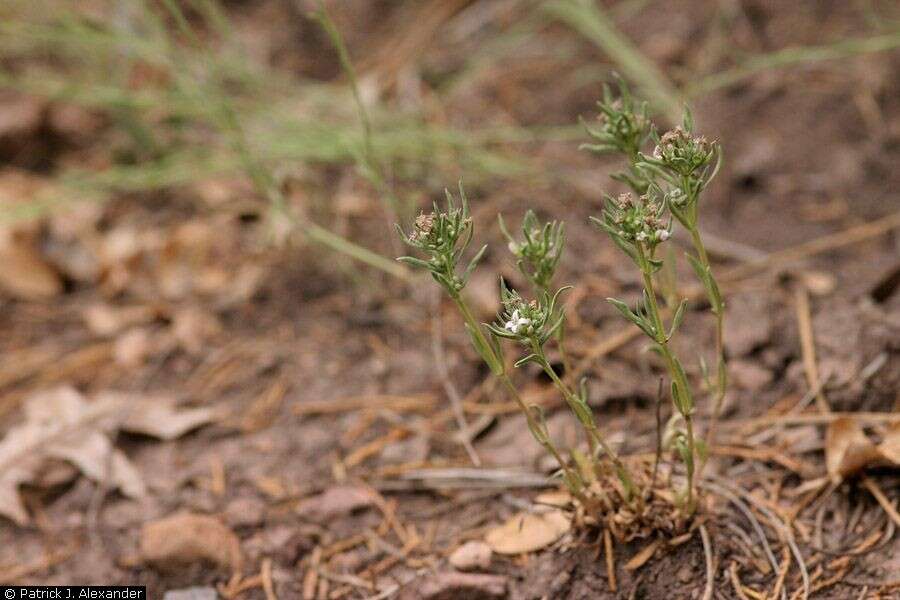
1,1,899,599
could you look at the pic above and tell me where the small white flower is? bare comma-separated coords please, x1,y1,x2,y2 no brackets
635,231,648,242
504,309,531,334
656,229,670,241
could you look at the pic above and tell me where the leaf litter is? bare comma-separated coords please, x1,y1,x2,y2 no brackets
0,386,215,525
824,416,900,482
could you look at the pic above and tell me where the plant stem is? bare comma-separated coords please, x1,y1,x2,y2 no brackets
450,293,585,495
531,339,636,500
686,225,727,481
532,339,596,454
636,244,696,511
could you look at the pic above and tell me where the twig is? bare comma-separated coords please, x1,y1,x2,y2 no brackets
295,394,436,416
793,285,830,414
862,477,900,529
603,528,617,593
699,524,715,600
770,548,791,600
261,558,278,600
729,562,754,600
725,411,900,430
377,467,552,491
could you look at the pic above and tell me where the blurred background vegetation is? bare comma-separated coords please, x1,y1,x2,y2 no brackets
1,0,898,276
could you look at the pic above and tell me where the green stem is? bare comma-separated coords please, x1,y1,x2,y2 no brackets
451,293,585,495
686,225,727,481
531,339,636,500
637,244,696,512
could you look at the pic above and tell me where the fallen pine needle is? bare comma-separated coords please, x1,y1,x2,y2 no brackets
729,562,755,600
295,395,436,416
862,476,900,529
302,547,321,600
261,558,278,600
770,547,791,600
603,528,617,593
624,539,660,571
699,525,714,600
794,285,831,414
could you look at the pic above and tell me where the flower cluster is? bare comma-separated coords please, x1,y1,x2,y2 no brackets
599,193,671,249
404,202,471,256
498,210,565,292
649,126,716,177
397,185,485,294
486,282,567,347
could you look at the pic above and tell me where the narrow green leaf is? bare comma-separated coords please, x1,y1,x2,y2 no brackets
669,299,687,340
463,244,488,282
396,256,431,270
514,353,539,368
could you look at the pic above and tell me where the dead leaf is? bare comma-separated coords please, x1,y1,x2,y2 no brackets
171,306,220,354
83,304,157,337
140,512,242,573
96,392,216,441
113,328,153,367
297,485,374,521
0,233,62,300
825,417,881,482
877,424,900,465
0,387,136,524
0,386,214,525
485,510,571,555
0,170,64,300
0,93,43,139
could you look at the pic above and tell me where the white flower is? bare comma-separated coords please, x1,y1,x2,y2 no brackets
656,229,670,241
635,231,648,242
504,309,531,334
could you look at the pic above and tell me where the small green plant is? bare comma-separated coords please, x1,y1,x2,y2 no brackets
396,186,587,499
584,77,726,511
397,81,726,527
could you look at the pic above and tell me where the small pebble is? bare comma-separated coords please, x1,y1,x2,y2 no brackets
449,541,493,571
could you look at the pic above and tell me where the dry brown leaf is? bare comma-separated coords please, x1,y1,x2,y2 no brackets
0,387,138,524
0,386,214,525
624,539,662,571
0,170,63,300
0,234,62,300
296,485,374,521
83,304,157,337
96,392,216,441
140,512,242,573
877,423,900,465
825,417,881,482
485,510,571,555
534,490,573,508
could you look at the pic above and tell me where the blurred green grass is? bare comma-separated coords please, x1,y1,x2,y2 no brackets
1,0,898,276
